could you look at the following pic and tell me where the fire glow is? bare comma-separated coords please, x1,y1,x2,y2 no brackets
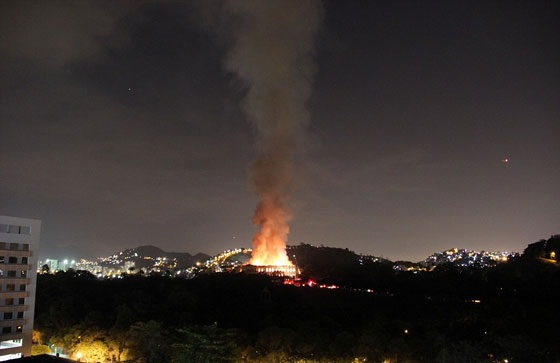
249,198,293,267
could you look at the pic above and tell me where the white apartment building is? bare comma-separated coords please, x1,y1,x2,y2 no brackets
0,216,40,361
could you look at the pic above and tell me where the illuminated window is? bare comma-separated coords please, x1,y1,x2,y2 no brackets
551,251,556,259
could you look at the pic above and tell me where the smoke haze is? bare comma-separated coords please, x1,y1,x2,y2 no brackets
216,0,323,265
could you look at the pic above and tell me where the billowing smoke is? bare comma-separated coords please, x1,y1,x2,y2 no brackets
219,0,323,266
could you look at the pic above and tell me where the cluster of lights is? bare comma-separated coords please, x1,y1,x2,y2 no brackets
422,248,518,269
204,248,251,268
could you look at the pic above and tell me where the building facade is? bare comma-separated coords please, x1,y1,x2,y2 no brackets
0,216,40,361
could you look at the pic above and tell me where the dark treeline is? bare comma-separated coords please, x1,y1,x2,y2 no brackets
35,239,560,363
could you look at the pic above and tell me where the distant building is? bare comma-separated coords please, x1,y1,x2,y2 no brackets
44,259,58,273
59,260,69,272
238,264,298,277
0,215,41,360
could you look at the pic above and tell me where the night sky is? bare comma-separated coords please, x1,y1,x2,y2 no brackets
1,1,558,261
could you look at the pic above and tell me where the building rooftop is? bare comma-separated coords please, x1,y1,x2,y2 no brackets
10,354,76,362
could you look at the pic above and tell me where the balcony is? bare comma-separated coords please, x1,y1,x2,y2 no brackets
0,292,29,299
0,306,27,313
0,320,26,328
0,249,31,258
0,278,29,285
0,332,23,342
0,264,31,271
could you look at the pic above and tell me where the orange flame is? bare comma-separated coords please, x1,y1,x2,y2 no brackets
249,197,293,266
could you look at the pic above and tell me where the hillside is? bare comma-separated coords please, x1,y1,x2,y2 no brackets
100,245,210,270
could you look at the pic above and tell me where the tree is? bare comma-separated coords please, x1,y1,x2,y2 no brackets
173,324,240,363
42,264,50,274
126,321,170,363
32,345,53,356
32,329,43,344
74,340,110,362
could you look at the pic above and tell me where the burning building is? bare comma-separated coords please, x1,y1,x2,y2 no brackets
237,264,298,277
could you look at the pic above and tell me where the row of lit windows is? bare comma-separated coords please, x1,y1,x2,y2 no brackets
256,266,296,273
0,225,30,235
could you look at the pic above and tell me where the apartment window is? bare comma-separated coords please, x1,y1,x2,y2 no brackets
5,299,13,306
3,312,12,320
18,298,24,305
21,257,27,264
7,271,16,278
19,285,25,292
9,243,18,251
2,327,11,334
7,225,19,234
17,312,23,319
8,257,17,264
6,284,15,292
0,256,4,263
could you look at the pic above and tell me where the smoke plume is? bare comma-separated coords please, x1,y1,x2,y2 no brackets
219,0,323,266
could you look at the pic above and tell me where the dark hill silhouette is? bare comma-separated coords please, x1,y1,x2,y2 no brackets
523,234,559,261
